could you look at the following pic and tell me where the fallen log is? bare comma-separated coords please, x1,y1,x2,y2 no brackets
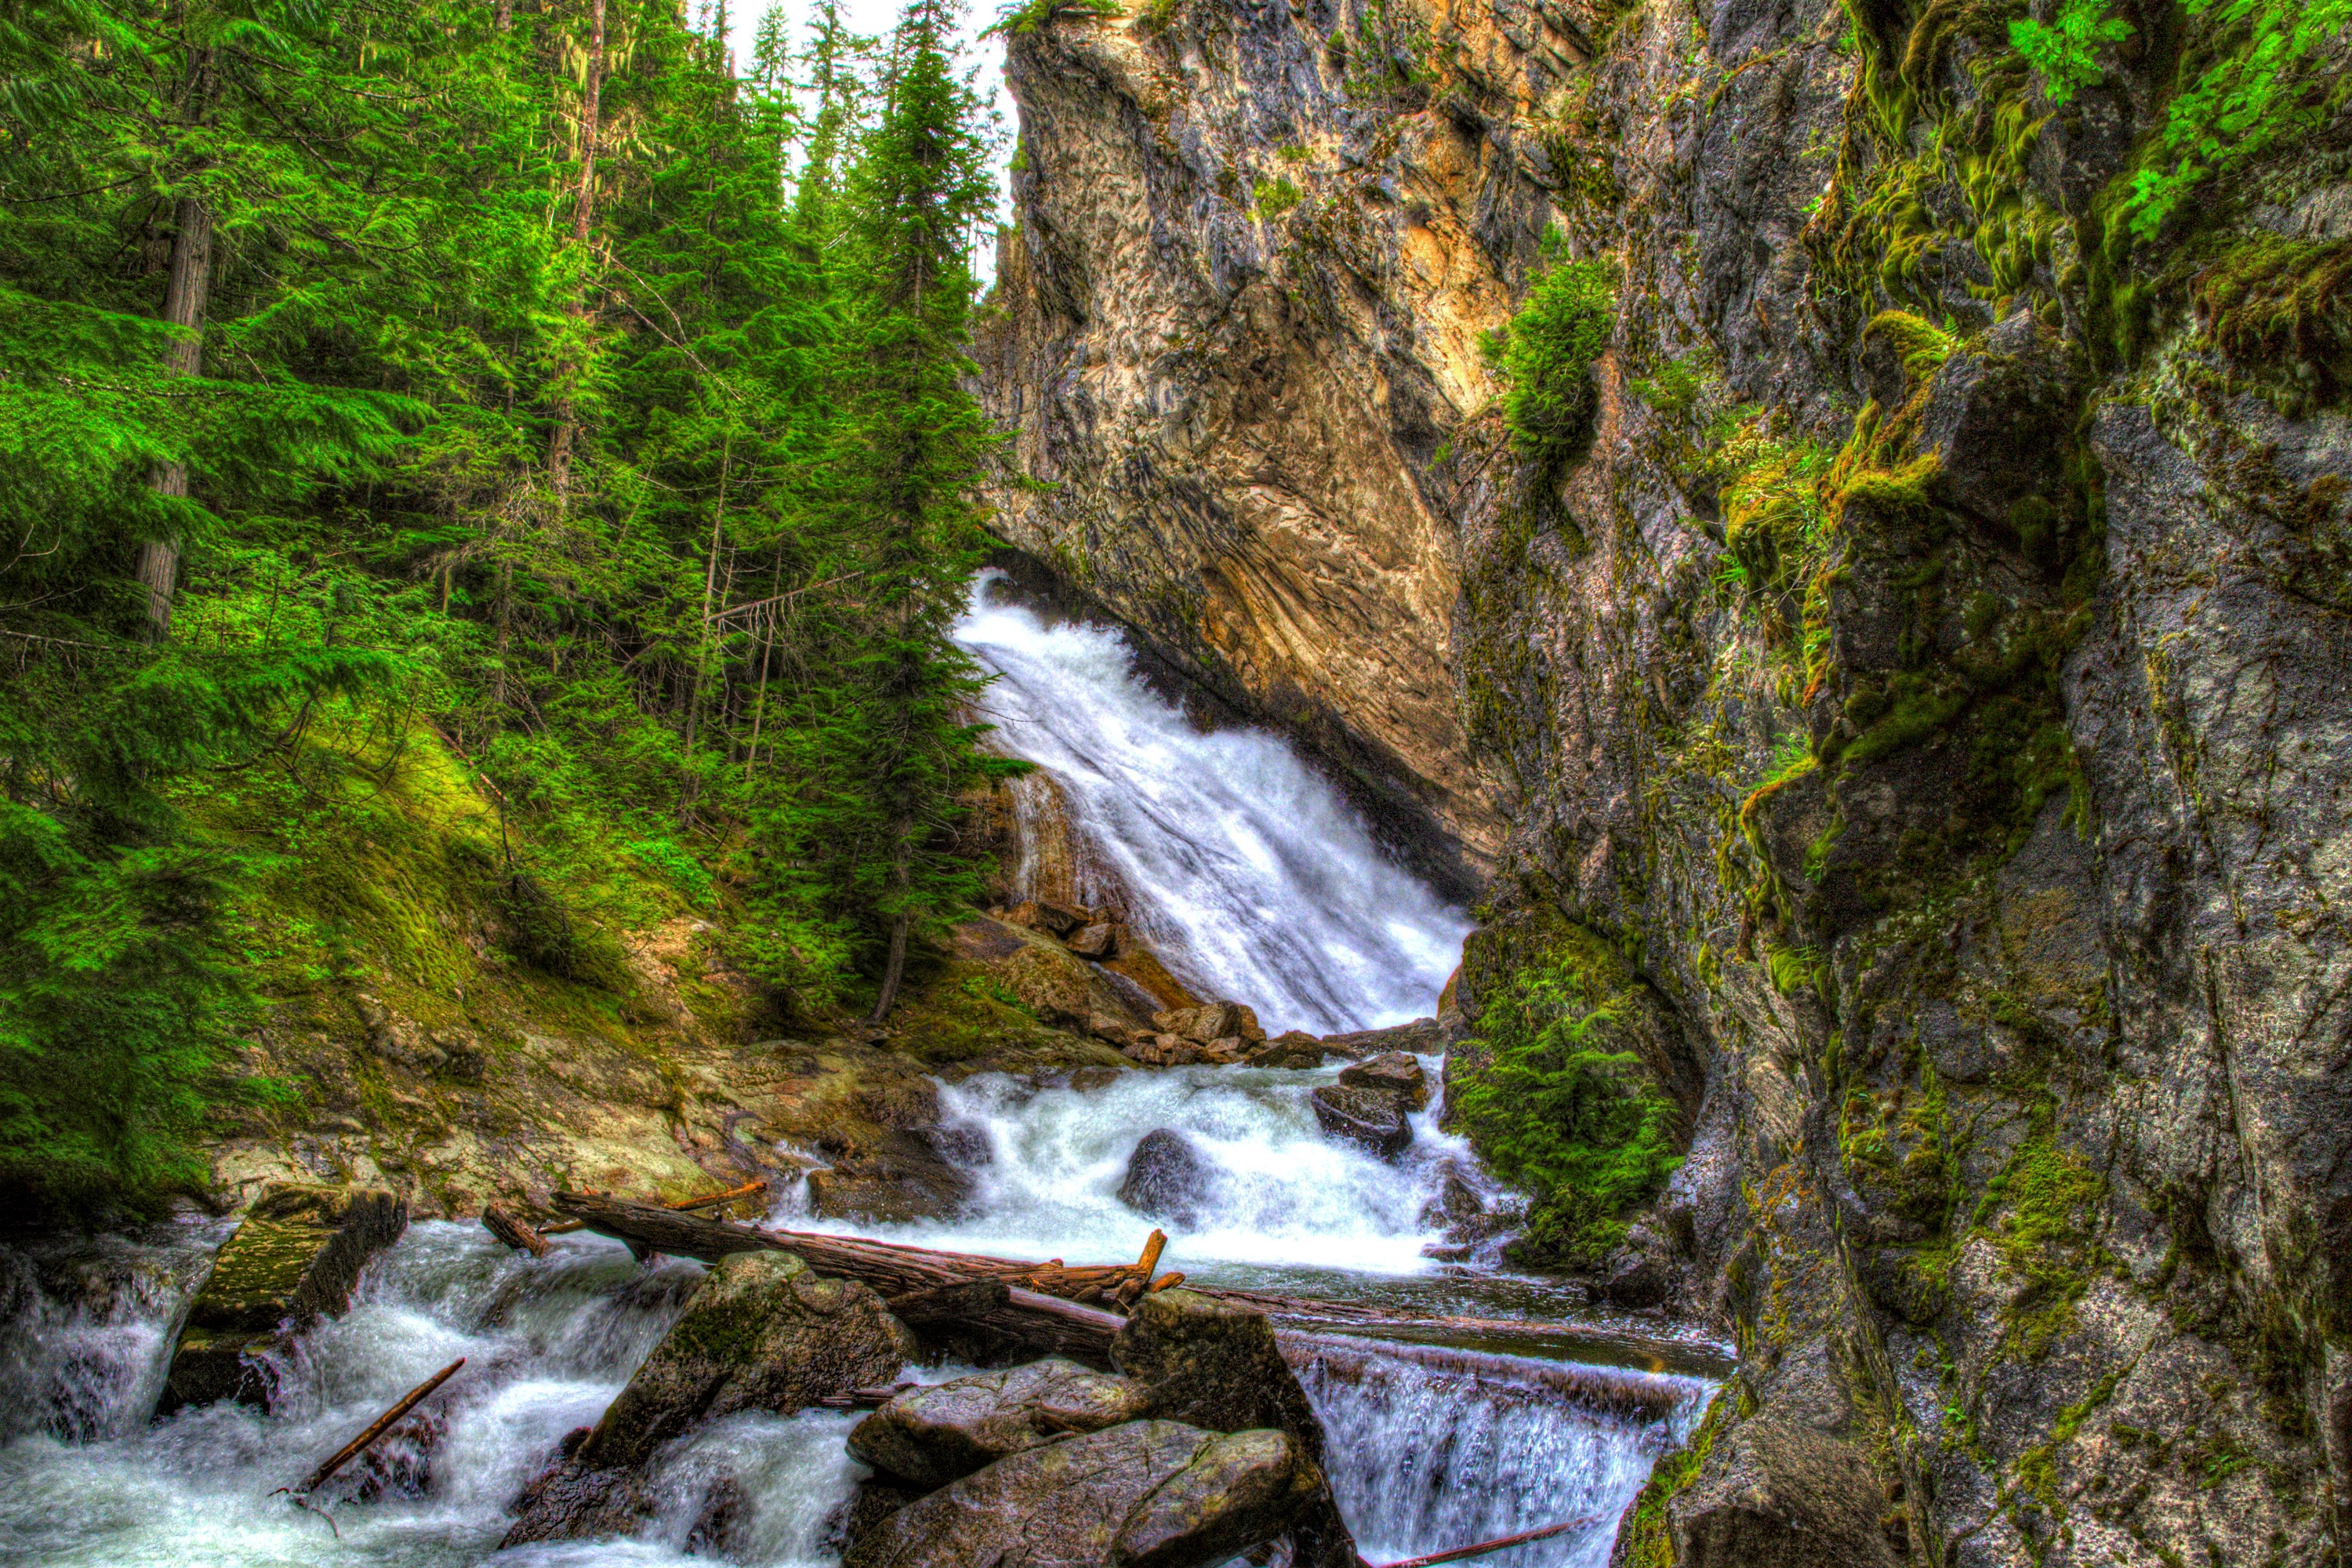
1276,1333,1688,1423
540,1194,1722,1387
481,1202,550,1258
539,1178,767,1235
886,1277,1012,1323
1362,1515,1602,1568
817,1381,919,1410
278,1358,466,1498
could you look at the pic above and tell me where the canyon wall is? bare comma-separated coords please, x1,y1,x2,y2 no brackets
980,0,2352,1563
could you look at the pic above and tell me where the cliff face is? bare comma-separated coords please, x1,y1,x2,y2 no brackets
972,0,1584,887
983,0,2352,1563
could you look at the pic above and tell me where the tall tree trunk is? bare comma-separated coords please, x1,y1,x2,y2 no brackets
869,834,913,1025
546,0,607,506
141,38,219,641
677,436,730,822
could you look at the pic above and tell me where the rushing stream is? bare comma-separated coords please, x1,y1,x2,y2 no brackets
0,575,1718,1566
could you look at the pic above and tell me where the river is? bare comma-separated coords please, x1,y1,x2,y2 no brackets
0,575,1717,1567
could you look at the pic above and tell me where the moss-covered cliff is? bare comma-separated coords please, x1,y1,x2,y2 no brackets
980,0,2352,1559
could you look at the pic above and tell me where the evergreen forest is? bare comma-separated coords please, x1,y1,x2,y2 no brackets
0,0,1021,1218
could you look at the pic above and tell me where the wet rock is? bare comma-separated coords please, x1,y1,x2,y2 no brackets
1032,898,1091,937
847,1356,1152,1489
1244,1031,1327,1069
1117,1129,1218,1225
1111,1289,1328,1467
159,1183,408,1413
1317,1018,1443,1059
808,1127,975,1226
500,1454,654,1547
1663,1415,1900,1567
840,1420,1323,1568
1338,1051,1430,1112
1067,922,1120,958
999,931,1152,1028
1599,1225,1672,1310
575,1251,914,1470
1308,1083,1413,1159
1125,1033,1207,1067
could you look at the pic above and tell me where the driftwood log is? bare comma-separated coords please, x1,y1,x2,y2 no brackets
481,1202,550,1258
540,1192,1723,1382
279,1358,466,1498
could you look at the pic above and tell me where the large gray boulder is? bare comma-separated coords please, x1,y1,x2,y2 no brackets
1308,1083,1412,1158
848,1357,1152,1490
841,1420,1322,1568
1116,1129,1218,1226
581,1250,913,1468
159,1183,408,1413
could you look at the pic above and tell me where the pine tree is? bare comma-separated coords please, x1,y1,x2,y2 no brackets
828,0,1015,1022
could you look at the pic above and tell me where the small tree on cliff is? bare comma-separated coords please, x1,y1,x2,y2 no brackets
829,0,1014,1022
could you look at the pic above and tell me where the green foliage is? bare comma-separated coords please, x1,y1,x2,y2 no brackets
1499,233,1617,473
1254,175,1303,217
2009,0,2132,104
0,0,1018,1216
2125,0,2352,236
1453,927,1682,1268
984,0,1120,35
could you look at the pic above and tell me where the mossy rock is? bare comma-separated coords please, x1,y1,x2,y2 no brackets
574,1251,915,1471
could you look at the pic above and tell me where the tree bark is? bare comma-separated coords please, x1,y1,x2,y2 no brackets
545,0,607,505
140,190,214,637
868,828,913,1023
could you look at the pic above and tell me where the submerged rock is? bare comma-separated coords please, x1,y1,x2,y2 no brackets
1308,1083,1412,1159
576,1250,913,1471
847,1356,1151,1490
1338,1051,1430,1112
1117,1129,1218,1226
840,1420,1320,1568
158,1183,407,1413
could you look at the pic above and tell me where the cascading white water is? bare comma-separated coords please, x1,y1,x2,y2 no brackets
780,1058,1497,1279
0,1224,872,1568
953,572,1472,1036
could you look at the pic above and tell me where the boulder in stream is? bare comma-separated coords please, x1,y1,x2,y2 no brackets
158,1182,408,1413
1117,1128,1218,1226
1338,1051,1431,1112
1244,1030,1327,1068
847,1356,1151,1489
1308,1083,1412,1159
1111,1288,1327,1466
840,1420,1323,1568
577,1250,913,1469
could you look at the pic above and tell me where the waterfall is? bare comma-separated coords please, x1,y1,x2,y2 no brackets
953,572,1472,1036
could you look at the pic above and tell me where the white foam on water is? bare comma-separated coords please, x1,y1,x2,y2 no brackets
953,572,1472,1036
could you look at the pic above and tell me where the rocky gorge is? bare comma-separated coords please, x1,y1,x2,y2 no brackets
971,0,2352,1561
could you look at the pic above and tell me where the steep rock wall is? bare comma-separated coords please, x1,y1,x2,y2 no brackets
982,0,2352,1563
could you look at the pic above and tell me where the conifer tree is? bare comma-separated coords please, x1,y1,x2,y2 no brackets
827,0,1014,1022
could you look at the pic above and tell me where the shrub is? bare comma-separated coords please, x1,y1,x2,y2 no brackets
1499,233,1617,473
1453,928,1682,1268
1253,175,1301,217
